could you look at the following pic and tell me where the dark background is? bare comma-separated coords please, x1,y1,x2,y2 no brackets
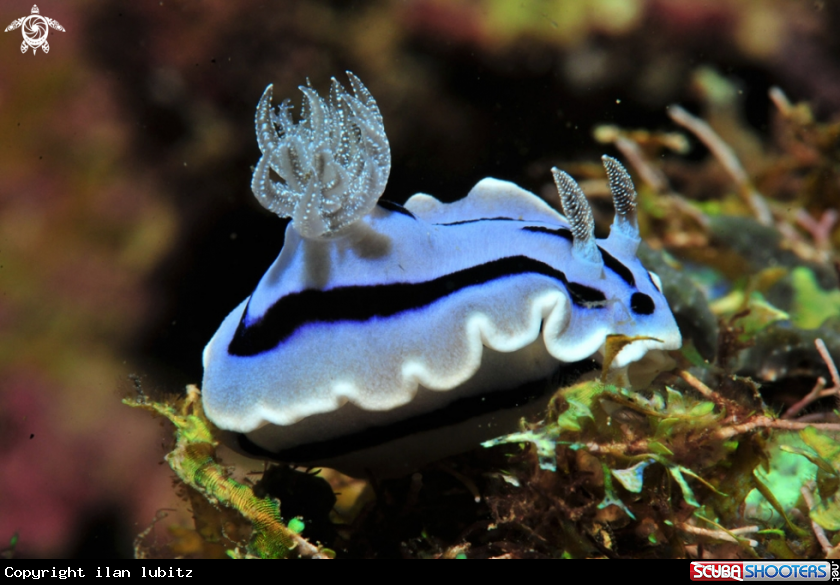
1,0,838,558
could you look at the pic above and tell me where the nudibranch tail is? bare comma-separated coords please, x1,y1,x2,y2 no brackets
602,155,641,253
251,72,391,240
551,167,604,277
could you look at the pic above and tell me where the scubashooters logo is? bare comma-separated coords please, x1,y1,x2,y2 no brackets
691,561,837,582
4,5,65,55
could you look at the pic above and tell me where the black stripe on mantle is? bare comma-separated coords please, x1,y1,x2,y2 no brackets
227,255,607,357
376,199,416,219
433,221,639,287
235,358,600,463
434,216,527,226
520,226,636,287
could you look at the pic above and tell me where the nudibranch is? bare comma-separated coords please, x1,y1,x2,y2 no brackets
202,73,682,478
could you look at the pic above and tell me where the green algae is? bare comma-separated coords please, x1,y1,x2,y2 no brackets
124,386,331,559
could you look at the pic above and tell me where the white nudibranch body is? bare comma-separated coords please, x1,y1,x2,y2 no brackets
202,73,682,478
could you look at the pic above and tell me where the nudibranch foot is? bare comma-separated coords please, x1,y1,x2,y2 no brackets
228,353,602,479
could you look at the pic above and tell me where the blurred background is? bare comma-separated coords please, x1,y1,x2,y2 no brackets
1,0,838,558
